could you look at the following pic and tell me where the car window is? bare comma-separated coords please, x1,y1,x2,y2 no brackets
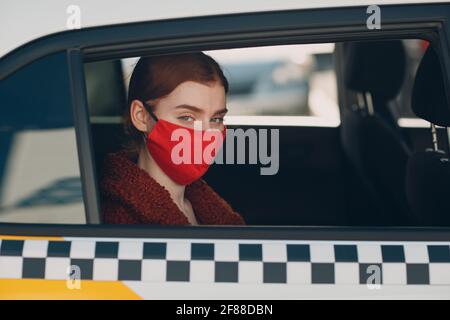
93,43,340,127
86,40,430,129
0,52,85,224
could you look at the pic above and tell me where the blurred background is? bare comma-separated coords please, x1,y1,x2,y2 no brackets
116,43,339,121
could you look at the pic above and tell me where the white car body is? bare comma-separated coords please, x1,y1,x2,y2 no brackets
1,0,449,58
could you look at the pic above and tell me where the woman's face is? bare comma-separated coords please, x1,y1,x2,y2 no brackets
133,80,227,133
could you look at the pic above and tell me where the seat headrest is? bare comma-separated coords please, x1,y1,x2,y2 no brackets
412,46,450,127
343,40,406,100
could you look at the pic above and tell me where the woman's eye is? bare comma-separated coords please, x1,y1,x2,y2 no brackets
211,117,224,123
178,115,195,122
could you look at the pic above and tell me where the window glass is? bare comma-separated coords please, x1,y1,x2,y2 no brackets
84,39,449,228
117,43,340,127
394,39,429,126
206,44,338,120
0,52,85,224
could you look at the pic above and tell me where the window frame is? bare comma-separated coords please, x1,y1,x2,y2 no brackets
1,3,450,240
68,49,102,224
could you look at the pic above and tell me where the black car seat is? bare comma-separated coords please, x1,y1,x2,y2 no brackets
340,40,414,226
406,46,450,226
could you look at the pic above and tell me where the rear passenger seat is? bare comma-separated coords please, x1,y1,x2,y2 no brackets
406,46,450,226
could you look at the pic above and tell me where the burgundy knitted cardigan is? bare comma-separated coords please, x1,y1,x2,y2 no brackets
99,151,245,226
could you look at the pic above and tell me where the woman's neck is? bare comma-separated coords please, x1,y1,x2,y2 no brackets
137,146,186,210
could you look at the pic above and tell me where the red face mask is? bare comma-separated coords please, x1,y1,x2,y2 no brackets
143,102,226,185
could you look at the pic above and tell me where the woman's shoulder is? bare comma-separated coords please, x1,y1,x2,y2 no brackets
101,198,141,224
186,179,246,225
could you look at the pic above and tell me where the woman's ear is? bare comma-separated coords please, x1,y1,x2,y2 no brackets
130,100,151,133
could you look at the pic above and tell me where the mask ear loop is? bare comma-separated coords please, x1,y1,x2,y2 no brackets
141,100,159,142
142,101,159,122
140,101,160,161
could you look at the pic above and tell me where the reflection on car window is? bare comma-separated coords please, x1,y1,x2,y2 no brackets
394,40,428,118
0,52,85,224
206,44,338,120
116,44,339,126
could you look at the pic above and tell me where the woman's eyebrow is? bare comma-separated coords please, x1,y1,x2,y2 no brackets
212,108,228,116
174,104,204,113
174,104,228,116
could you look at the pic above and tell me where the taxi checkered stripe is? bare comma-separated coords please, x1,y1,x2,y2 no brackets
0,239,449,285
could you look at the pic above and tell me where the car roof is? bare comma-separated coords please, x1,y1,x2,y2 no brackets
1,0,448,58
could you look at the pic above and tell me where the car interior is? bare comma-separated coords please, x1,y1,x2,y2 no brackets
85,39,450,227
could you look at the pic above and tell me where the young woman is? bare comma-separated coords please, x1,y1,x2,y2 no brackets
100,52,245,226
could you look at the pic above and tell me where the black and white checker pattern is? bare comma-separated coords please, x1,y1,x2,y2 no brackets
1,238,450,285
